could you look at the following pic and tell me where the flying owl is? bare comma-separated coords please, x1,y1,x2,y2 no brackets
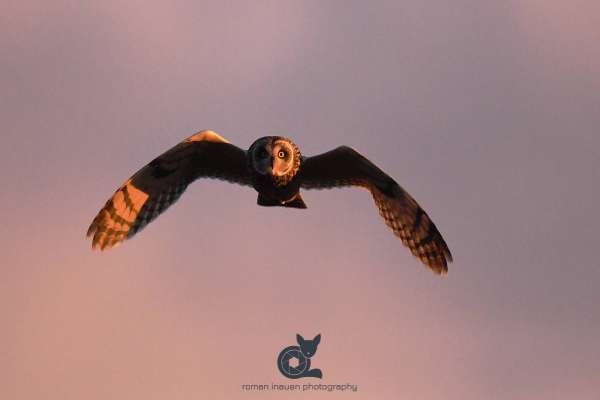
87,130,452,274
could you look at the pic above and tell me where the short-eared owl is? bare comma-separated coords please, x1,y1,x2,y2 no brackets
87,131,452,274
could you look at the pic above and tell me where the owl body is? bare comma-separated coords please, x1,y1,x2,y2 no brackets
251,172,306,208
87,130,452,274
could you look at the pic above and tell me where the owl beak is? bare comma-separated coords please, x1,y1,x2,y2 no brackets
267,157,274,175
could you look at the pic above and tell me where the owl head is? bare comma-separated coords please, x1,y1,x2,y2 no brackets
248,136,301,186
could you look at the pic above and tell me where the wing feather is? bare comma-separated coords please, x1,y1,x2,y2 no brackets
300,146,452,274
87,130,251,250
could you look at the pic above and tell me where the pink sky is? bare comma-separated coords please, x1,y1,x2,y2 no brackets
2,1,600,399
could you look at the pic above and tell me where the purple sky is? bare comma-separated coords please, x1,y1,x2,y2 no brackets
2,1,600,399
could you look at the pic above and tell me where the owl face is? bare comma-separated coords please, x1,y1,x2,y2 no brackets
249,137,300,183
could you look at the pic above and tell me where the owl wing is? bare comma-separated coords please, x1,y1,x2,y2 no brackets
300,146,452,274
87,130,251,250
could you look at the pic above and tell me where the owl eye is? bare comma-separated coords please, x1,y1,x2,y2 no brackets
258,148,269,159
277,150,286,159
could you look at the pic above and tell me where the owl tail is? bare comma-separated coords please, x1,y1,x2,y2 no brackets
283,194,307,209
257,193,307,209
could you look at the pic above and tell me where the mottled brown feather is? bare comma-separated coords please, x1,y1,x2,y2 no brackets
300,146,452,274
86,131,251,250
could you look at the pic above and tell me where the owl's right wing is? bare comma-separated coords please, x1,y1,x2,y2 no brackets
300,146,452,274
87,130,251,250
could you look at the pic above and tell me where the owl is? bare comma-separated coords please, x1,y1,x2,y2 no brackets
87,130,452,274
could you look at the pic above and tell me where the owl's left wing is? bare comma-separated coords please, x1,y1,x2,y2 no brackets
300,146,452,274
87,130,251,250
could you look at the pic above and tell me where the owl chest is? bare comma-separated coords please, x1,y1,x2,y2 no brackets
251,174,300,203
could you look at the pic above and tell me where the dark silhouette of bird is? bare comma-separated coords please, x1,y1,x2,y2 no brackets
87,130,452,274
